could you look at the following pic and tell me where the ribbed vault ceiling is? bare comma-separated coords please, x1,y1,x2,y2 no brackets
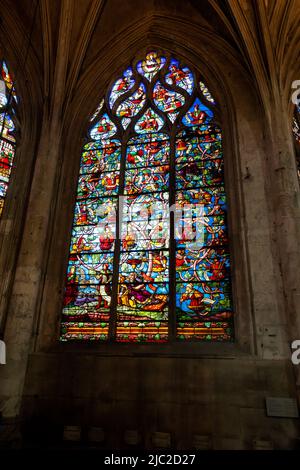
0,0,299,116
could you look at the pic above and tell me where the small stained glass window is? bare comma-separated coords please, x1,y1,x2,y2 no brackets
60,52,234,343
0,59,17,219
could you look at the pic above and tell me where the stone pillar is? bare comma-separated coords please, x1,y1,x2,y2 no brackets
0,0,73,428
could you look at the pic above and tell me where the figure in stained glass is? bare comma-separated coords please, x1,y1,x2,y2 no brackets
116,84,146,118
134,108,164,134
90,114,117,140
165,59,194,94
153,82,185,120
292,106,300,181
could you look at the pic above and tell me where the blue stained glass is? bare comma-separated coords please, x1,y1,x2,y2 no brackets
177,124,222,144
71,224,116,254
176,282,233,319
128,133,168,145
176,188,227,215
116,84,146,118
199,81,215,104
0,59,17,219
77,171,120,199
165,59,194,94
121,218,169,250
182,98,214,127
1,60,17,102
175,213,228,248
176,158,224,189
61,51,234,343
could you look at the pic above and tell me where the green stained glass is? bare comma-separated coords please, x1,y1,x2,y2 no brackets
90,114,117,140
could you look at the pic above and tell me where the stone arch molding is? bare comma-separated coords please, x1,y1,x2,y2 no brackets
0,7,43,337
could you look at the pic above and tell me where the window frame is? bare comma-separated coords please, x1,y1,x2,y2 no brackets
0,48,42,339
34,49,255,357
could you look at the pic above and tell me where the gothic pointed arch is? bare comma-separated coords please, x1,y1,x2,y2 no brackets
292,105,300,182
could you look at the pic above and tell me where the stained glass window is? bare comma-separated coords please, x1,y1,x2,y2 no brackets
61,52,234,343
0,59,17,219
292,106,300,181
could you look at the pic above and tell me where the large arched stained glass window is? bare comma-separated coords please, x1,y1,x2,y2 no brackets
292,106,300,182
0,59,17,218
61,52,234,343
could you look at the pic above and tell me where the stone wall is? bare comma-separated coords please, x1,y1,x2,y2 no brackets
20,353,299,449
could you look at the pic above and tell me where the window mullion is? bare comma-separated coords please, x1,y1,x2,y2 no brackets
108,137,127,340
168,130,176,341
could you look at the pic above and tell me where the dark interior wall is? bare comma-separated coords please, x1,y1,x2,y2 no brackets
21,353,299,449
